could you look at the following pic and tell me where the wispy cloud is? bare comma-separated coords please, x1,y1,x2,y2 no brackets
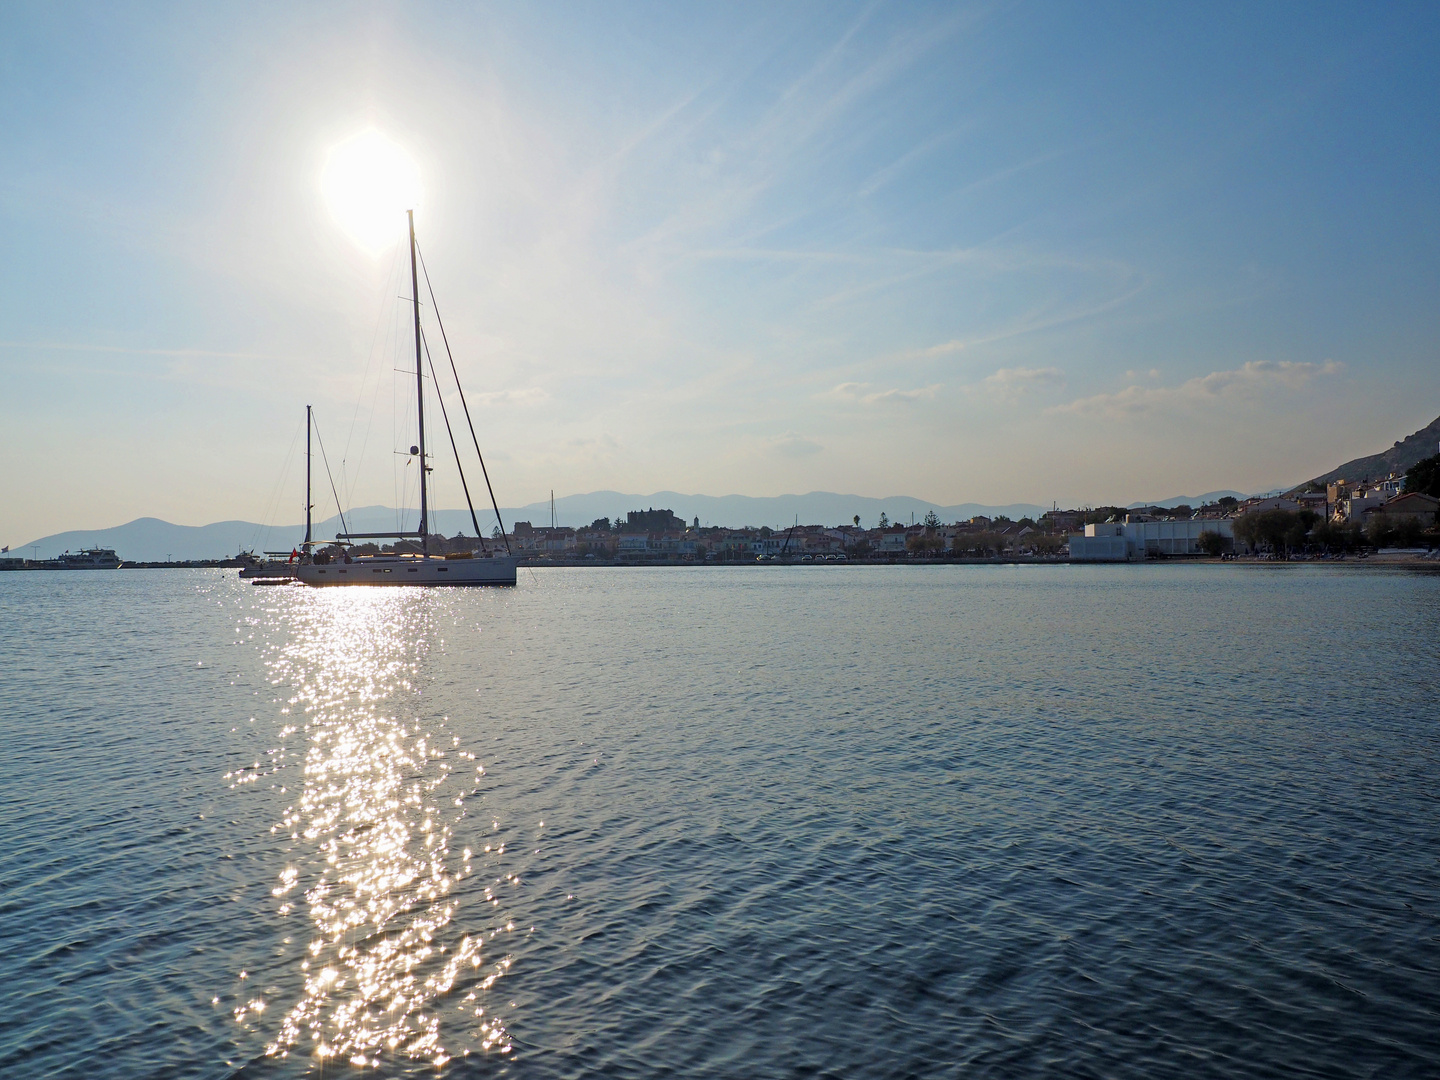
812,246,1146,334
0,340,274,360
623,7,977,260
829,381,940,405
856,125,968,198
962,149,1070,198
685,247,864,264
915,338,966,358
470,387,551,408
1052,360,1344,417
566,434,620,450
768,432,823,457
982,366,1065,396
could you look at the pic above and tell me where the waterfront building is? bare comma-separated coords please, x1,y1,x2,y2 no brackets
1069,519,1235,561
874,525,912,553
1342,491,1387,521
1369,491,1439,526
625,508,684,532
618,535,650,555
1041,509,1083,532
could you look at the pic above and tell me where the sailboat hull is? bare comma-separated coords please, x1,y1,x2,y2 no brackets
295,555,516,587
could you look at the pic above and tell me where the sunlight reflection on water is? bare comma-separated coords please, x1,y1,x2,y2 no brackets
260,590,510,1067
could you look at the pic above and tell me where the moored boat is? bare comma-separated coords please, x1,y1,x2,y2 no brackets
238,554,298,581
57,548,122,569
268,209,516,588
296,551,514,586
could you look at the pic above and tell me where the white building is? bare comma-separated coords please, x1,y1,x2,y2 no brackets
1069,519,1234,561
878,530,909,553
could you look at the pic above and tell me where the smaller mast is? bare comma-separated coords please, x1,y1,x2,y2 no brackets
304,404,313,550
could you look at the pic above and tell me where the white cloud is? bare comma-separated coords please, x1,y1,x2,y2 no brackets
768,432,823,457
914,338,966,358
469,387,551,408
1052,360,1343,418
981,366,1065,396
565,434,620,450
829,381,940,405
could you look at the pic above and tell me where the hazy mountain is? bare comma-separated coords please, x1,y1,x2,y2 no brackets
1305,413,1440,487
1127,490,1247,509
10,517,309,563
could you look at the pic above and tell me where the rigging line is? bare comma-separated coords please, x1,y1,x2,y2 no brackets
249,413,304,554
344,242,403,464
421,326,488,552
344,245,405,508
309,415,351,544
414,237,511,556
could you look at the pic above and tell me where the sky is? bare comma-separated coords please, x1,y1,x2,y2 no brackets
2,1,1438,542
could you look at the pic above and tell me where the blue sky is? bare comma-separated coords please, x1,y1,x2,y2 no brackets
2,2,1437,540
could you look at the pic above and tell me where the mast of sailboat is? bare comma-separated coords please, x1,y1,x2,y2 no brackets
304,404,312,550
413,238,512,556
779,513,797,557
409,209,429,556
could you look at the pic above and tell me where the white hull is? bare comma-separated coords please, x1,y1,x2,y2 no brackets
296,555,516,587
239,563,296,580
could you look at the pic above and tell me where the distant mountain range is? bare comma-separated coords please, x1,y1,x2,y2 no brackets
16,488,1248,561
1305,412,1440,487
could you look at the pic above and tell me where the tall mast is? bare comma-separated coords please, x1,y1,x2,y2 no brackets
304,404,312,550
409,209,428,555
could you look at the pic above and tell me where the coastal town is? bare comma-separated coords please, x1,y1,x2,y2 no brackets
495,466,1438,564
356,455,1438,566
5,452,1438,572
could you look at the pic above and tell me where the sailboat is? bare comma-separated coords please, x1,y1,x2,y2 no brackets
293,210,517,587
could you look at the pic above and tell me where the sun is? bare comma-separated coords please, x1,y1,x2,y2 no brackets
320,129,423,256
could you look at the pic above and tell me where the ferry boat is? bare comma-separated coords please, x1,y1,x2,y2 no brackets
57,548,122,569
287,210,515,588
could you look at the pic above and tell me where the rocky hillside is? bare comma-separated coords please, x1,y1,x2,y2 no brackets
1308,413,1440,487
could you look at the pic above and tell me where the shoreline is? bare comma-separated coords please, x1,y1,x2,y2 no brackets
509,554,1440,568
4,553,1437,573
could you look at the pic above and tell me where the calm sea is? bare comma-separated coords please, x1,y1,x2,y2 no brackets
2,565,1438,1078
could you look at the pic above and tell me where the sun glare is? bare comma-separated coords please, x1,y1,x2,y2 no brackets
320,129,423,256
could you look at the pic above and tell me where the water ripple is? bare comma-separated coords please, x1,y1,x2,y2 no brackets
1,565,1438,1077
